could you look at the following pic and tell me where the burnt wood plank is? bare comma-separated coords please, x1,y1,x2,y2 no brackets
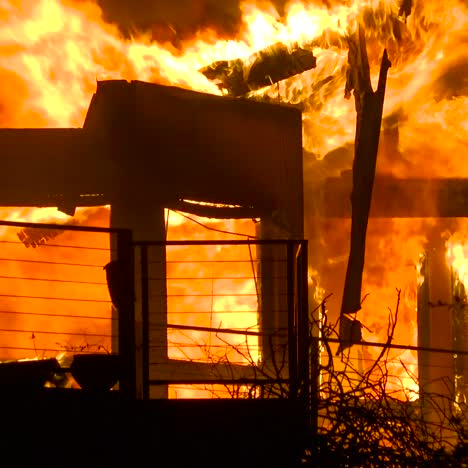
340,26,391,316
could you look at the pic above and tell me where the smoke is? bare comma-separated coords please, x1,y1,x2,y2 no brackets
95,0,243,42
93,0,345,44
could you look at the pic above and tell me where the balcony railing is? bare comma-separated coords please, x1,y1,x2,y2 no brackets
134,239,309,402
0,222,310,403
0,220,136,396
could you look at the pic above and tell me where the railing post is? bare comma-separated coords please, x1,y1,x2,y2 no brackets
117,229,136,399
297,242,311,401
287,241,298,399
140,244,150,400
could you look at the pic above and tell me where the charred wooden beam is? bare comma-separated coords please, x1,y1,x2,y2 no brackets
340,26,391,316
17,226,66,248
0,129,104,207
167,199,268,219
316,175,468,218
200,42,316,97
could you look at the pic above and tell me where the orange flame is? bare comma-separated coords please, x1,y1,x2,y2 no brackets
0,0,467,398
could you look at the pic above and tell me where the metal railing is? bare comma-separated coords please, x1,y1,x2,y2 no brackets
134,239,309,401
0,223,310,402
0,220,136,397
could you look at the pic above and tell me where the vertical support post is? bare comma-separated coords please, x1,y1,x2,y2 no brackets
110,204,168,399
421,236,454,428
148,239,168,398
116,228,136,399
417,253,430,415
452,269,467,404
140,244,150,401
288,241,298,399
297,242,311,400
258,222,289,379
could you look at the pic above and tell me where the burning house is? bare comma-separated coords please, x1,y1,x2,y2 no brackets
0,0,467,464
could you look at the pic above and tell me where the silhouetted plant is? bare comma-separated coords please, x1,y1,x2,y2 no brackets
169,290,468,466
303,291,468,467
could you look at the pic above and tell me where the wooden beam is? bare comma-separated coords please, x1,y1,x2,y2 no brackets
200,42,316,97
340,27,391,315
316,175,468,218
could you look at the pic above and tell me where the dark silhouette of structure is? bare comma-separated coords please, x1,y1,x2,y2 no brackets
0,82,307,466
0,80,305,398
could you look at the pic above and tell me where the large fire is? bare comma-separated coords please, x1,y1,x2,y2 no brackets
0,0,467,397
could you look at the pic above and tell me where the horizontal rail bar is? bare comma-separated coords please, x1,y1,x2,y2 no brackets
135,239,307,246
149,378,291,385
166,323,263,337
321,337,468,356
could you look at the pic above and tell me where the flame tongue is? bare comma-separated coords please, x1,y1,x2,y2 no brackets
447,234,468,289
